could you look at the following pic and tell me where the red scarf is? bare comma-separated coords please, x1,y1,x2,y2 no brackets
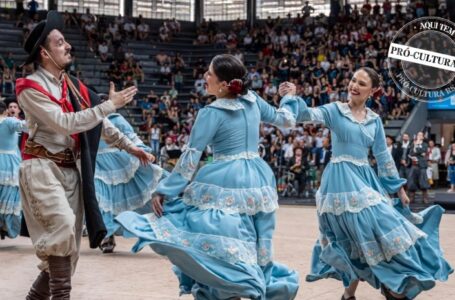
16,77,91,159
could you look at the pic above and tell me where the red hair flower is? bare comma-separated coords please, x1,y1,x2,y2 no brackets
228,79,243,95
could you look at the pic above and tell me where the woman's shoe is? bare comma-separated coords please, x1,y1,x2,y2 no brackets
341,295,356,300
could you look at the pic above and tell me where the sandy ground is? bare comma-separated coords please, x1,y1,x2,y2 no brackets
1,206,454,300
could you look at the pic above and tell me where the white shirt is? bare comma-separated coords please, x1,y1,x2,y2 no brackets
98,44,108,54
151,128,160,140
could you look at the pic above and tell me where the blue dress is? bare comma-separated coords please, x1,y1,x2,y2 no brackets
95,114,166,236
0,117,26,238
115,91,299,299
282,97,453,299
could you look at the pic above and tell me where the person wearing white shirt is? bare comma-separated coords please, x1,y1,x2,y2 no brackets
283,136,294,162
428,140,441,186
138,22,150,40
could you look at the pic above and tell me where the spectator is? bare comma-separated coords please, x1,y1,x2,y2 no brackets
159,63,172,85
2,67,15,95
3,52,16,74
427,140,441,187
447,143,455,193
137,19,150,40
160,136,181,171
302,1,315,18
27,0,38,19
194,74,206,96
98,41,109,62
133,63,144,85
68,56,81,78
173,71,184,92
123,17,137,40
289,147,309,197
155,50,170,66
159,23,170,42
149,124,161,155
7,100,21,118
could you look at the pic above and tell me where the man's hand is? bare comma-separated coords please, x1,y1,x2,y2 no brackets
129,146,155,165
109,82,138,108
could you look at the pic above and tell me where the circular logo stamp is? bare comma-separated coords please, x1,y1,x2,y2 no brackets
387,17,455,103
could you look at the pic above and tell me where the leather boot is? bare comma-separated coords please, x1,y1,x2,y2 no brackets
26,271,50,300
48,256,72,300
99,236,116,254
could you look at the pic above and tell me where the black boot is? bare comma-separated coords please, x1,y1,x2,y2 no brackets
26,271,50,300
99,236,116,254
48,256,72,300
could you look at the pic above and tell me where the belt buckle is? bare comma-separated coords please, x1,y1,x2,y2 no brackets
64,149,74,162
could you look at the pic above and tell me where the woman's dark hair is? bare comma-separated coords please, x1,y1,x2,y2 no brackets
359,67,381,88
211,54,250,96
0,101,6,114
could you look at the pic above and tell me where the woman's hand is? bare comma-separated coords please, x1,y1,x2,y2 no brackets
398,187,410,206
152,194,165,217
278,82,296,97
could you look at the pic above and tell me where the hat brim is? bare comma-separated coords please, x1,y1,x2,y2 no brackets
22,11,64,66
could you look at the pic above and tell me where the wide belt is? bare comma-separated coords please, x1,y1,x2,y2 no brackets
23,140,78,168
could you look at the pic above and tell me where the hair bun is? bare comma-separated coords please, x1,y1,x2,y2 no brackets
228,79,243,95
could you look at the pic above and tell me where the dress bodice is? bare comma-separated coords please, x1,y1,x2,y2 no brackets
0,117,25,152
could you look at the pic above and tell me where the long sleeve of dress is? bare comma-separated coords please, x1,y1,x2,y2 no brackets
372,118,407,194
7,118,28,133
255,93,296,128
156,108,220,197
280,95,333,128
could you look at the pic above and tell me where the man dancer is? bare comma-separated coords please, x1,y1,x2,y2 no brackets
15,11,153,299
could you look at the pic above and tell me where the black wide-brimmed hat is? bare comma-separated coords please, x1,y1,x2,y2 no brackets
22,10,64,66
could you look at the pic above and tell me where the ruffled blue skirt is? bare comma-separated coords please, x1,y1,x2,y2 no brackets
95,150,165,236
115,157,299,299
307,162,453,299
0,152,21,238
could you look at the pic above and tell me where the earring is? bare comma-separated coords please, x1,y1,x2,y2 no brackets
219,88,223,93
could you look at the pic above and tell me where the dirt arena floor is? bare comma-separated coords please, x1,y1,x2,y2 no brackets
1,206,454,299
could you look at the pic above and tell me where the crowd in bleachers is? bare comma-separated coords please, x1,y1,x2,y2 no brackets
1,0,453,197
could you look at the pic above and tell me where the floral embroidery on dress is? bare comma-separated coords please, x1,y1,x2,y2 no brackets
317,187,390,215
378,158,400,178
257,238,273,266
147,213,259,265
95,153,141,185
0,150,20,187
97,165,163,214
173,147,202,181
183,182,279,215
330,221,426,266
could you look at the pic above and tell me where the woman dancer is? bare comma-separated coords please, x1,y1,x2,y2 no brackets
0,101,26,239
279,67,452,299
115,54,299,299
95,112,163,253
